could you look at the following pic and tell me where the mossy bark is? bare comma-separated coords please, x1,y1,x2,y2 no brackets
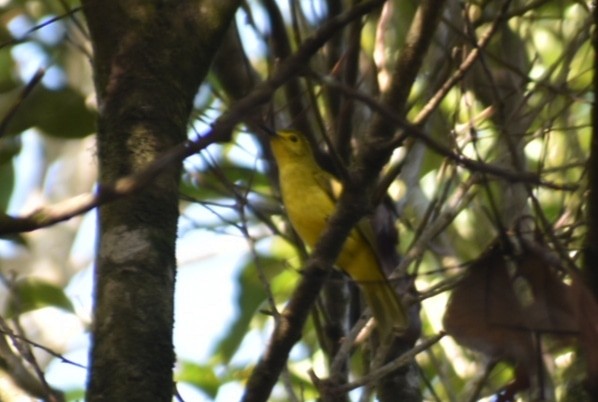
81,1,239,401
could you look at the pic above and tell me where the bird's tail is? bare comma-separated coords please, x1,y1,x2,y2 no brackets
360,280,408,337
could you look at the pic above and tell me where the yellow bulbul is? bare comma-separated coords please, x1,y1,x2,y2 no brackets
269,130,408,335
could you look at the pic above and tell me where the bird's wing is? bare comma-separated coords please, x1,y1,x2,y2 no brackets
356,216,384,264
313,170,341,202
313,169,385,264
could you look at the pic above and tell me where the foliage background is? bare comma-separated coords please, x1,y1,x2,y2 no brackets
0,0,594,401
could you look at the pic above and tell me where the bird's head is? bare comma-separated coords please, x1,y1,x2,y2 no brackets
269,130,312,160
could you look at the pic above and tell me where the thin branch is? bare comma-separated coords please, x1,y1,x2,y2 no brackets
394,177,477,281
414,0,512,125
0,135,214,235
262,0,312,136
0,317,66,401
0,326,85,369
311,72,575,191
371,0,446,125
2,0,388,236
330,313,369,374
0,6,84,50
465,361,497,402
0,68,45,138
242,1,447,401
334,333,446,393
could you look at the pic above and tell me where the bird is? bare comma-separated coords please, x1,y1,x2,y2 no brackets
269,129,408,336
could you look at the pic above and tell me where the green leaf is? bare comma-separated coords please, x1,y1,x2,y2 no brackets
181,162,270,202
6,277,74,317
0,135,19,212
176,361,220,399
0,135,21,165
0,51,18,93
0,85,96,138
63,387,85,402
0,136,20,212
213,253,283,363
0,158,14,212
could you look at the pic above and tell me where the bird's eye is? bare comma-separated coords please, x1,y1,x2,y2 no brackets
289,135,298,143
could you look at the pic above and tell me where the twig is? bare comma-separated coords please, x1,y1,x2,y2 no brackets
0,327,86,369
0,7,84,50
312,73,575,191
392,177,477,281
243,1,449,401
0,317,67,401
1,0,390,237
413,0,513,125
0,68,45,138
0,277,63,400
334,333,445,393
330,314,370,374
0,135,214,235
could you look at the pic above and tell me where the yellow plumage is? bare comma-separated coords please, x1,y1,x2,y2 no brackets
270,130,408,336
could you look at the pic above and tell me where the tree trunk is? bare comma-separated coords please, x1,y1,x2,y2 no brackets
81,1,239,400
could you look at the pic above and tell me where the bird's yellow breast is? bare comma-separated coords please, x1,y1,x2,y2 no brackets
270,130,371,266
278,162,335,248
269,130,408,334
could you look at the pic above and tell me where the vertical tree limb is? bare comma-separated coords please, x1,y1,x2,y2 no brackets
81,1,239,401
364,0,446,173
